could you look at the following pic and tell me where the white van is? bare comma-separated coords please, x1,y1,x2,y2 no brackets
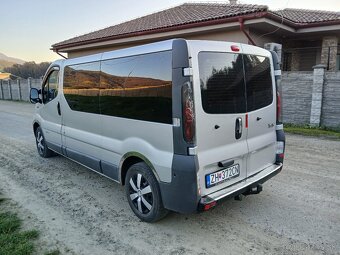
30,39,285,222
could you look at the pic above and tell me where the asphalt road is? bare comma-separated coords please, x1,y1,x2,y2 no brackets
0,100,339,255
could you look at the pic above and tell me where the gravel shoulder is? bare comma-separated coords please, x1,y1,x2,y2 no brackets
0,100,339,255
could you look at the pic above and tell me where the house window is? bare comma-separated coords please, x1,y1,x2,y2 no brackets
337,54,340,71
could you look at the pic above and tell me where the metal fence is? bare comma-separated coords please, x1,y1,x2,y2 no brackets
282,46,340,72
0,78,42,101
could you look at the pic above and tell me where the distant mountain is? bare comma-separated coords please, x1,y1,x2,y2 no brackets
0,52,25,64
0,52,25,71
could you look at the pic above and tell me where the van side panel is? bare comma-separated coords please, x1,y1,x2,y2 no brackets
60,47,175,183
99,120,174,182
98,49,174,183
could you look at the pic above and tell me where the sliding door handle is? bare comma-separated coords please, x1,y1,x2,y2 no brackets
57,102,61,116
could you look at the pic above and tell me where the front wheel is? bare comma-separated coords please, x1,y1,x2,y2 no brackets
35,126,54,158
125,162,168,222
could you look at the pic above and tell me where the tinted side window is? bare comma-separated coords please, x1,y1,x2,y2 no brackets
63,62,100,114
244,55,273,111
42,70,59,104
199,52,246,114
100,51,172,124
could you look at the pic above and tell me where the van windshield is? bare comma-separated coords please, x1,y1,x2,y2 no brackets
198,52,273,114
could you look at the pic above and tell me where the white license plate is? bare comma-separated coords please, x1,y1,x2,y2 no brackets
206,164,240,188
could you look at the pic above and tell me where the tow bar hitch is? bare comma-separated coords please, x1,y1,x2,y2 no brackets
234,184,263,201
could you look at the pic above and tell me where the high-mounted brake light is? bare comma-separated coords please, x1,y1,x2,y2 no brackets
182,83,195,144
231,45,240,52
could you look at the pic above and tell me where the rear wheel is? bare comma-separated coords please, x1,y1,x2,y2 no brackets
35,126,54,158
125,162,168,222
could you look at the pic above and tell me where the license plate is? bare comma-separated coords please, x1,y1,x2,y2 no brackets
206,164,240,188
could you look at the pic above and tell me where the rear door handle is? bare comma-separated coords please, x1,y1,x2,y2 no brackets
235,117,242,139
218,160,234,168
57,102,61,116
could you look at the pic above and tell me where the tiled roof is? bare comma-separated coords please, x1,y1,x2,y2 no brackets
273,8,340,24
52,3,268,48
52,3,340,49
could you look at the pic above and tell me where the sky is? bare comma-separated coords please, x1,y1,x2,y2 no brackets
1,0,339,63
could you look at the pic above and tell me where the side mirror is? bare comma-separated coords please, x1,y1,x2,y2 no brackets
30,88,41,104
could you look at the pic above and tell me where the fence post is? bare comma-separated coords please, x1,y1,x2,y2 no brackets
17,79,22,101
310,64,326,126
8,80,13,100
0,80,3,99
28,77,32,100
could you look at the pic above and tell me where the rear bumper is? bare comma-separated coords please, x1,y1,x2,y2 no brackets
199,163,283,208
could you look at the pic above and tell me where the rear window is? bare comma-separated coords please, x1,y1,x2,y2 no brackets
244,55,273,111
198,52,246,114
198,52,273,114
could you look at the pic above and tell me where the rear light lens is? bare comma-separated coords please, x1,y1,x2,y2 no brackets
276,141,284,159
276,78,282,123
277,91,282,123
231,45,240,52
182,83,196,143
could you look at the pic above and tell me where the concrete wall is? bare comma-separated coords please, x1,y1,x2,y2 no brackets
322,72,340,127
281,70,340,128
281,72,313,124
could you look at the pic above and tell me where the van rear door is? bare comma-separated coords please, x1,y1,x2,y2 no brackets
190,42,249,196
241,45,276,177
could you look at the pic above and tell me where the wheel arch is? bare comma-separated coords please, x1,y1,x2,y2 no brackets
33,121,40,134
119,152,160,185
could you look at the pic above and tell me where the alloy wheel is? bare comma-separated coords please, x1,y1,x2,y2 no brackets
36,131,44,155
128,173,153,214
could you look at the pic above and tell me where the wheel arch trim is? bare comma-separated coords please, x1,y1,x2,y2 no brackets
33,121,41,134
119,152,160,185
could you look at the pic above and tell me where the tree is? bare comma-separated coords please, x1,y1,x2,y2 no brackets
4,62,50,79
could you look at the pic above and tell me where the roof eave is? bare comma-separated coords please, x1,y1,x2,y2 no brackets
266,12,340,29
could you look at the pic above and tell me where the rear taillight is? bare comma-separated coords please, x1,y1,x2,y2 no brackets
276,77,283,124
182,83,195,143
276,140,285,161
277,91,282,123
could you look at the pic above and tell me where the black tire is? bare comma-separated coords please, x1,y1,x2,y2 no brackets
125,162,168,222
35,126,54,158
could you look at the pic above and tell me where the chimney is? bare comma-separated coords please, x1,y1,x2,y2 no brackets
229,0,237,4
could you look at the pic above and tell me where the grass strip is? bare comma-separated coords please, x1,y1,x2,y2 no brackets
0,211,39,255
284,124,340,139
0,196,39,255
